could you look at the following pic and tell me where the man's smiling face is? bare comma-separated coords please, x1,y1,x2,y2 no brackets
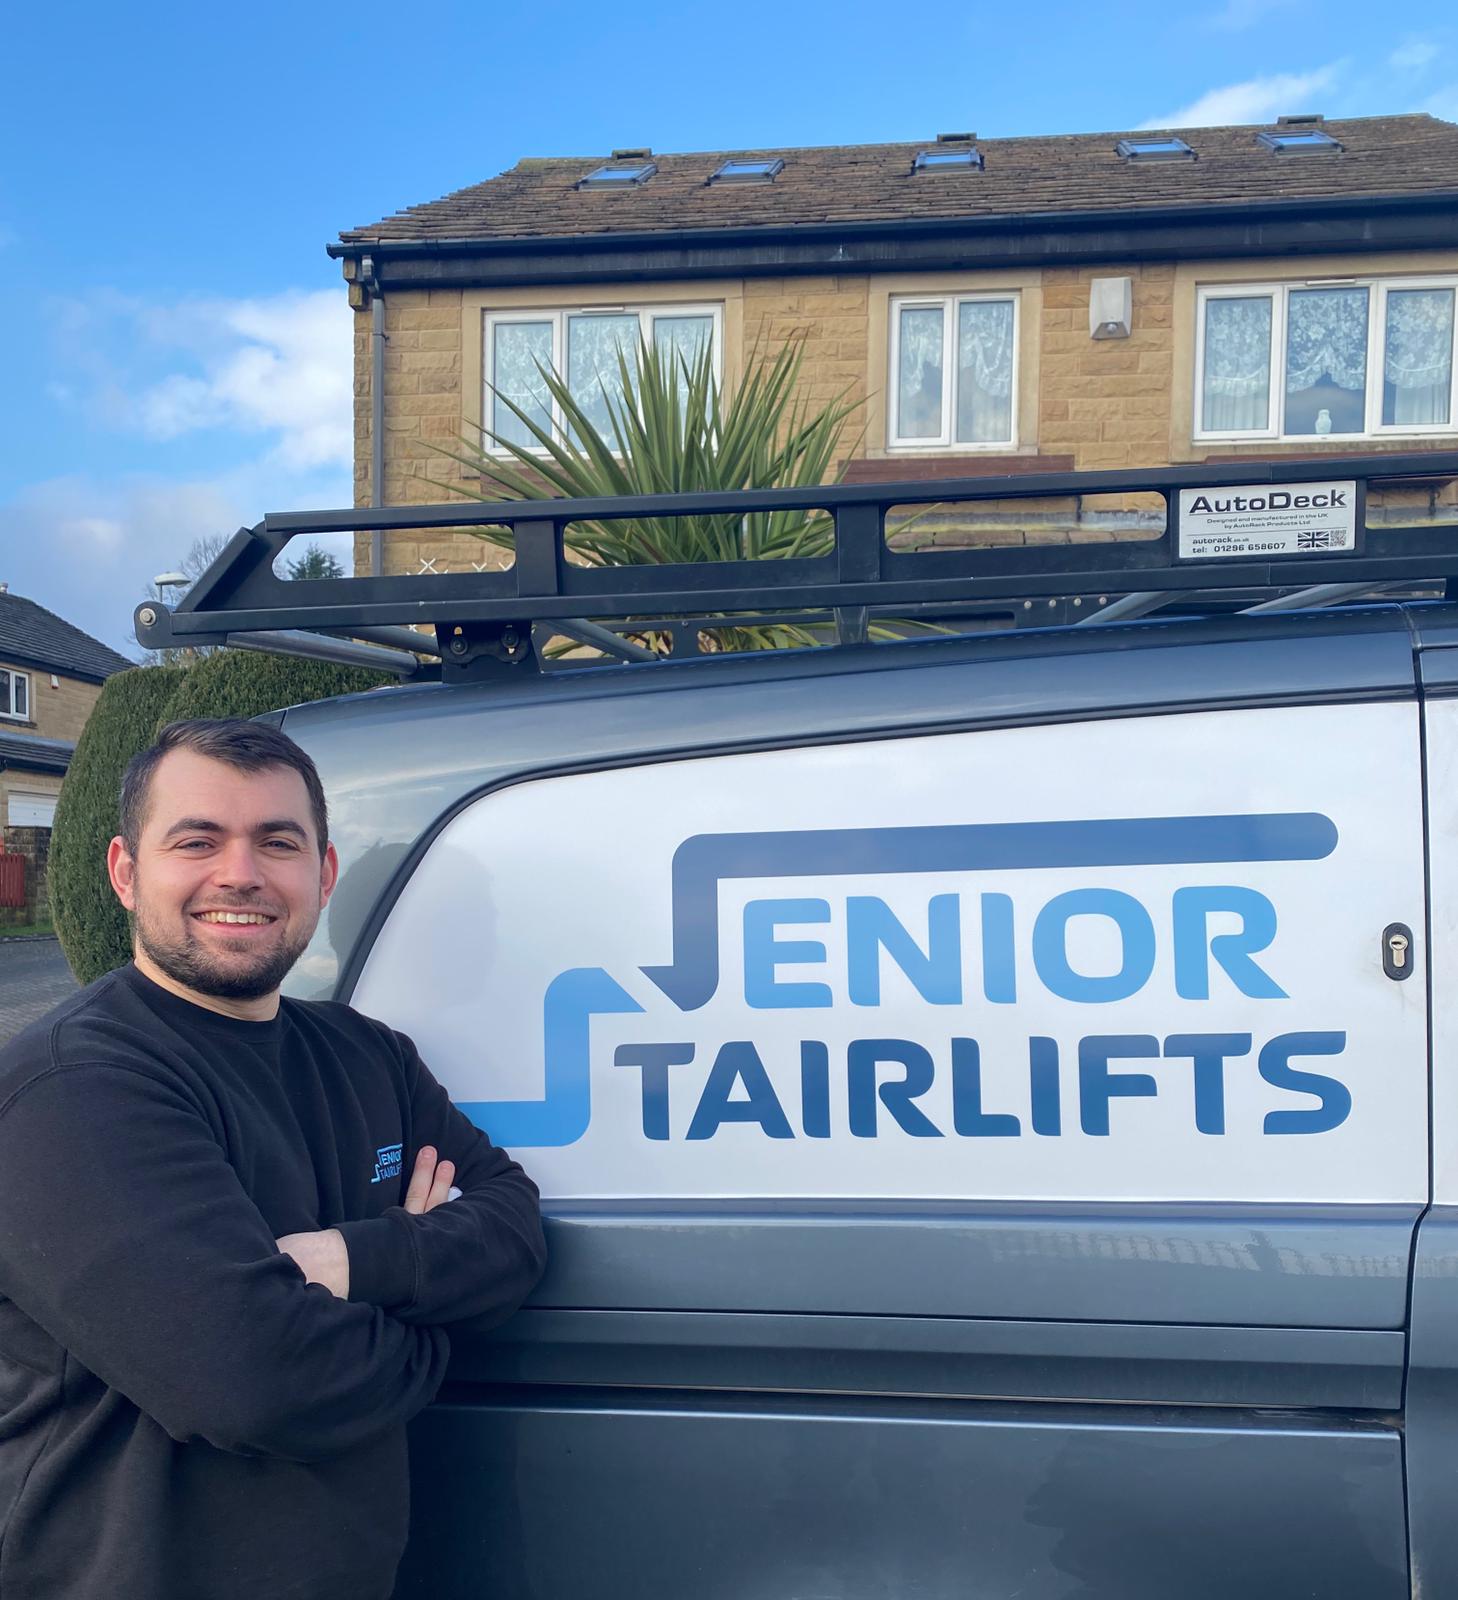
108,748,338,1010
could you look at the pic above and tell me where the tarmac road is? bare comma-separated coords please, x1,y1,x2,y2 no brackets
0,938,80,1046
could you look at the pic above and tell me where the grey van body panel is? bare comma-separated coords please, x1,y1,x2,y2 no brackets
1401,1208,1458,1598
278,605,1426,1599
458,1309,1404,1409
531,1201,1418,1329
281,606,1416,1002
395,1395,1407,1600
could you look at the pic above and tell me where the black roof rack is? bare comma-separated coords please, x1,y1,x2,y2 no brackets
133,452,1458,683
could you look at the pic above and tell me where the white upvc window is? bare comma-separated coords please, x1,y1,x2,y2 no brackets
1195,276,1458,443
484,303,723,452
0,668,30,722
888,292,1019,450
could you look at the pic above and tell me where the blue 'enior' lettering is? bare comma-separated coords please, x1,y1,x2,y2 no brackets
1033,890,1157,1004
846,894,962,1007
1172,887,1287,1000
743,899,833,1009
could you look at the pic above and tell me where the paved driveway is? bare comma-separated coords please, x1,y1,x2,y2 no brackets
0,939,80,1046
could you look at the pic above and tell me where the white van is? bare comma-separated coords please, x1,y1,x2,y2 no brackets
142,451,1458,1599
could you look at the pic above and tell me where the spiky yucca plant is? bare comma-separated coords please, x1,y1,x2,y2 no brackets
427,334,865,651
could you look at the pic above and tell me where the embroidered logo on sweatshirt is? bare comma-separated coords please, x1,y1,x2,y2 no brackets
371,1144,403,1184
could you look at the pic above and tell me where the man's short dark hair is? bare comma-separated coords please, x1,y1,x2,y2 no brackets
120,720,329,856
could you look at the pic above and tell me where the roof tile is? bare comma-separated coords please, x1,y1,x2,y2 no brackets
338,116,1458,246
0,592,134,683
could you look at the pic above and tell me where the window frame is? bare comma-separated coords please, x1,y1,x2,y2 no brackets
1194,275,1458,444
483,302,724,456
887,291,1020,452
0,668,31,723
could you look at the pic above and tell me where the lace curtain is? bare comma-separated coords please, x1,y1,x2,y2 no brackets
1285,288,1368,396
956,299,1014,443
1385,289,1454,425
897,306,944,438
1202,297,1272,432
653,314,714,414
492,322,553,446
567,314,640,438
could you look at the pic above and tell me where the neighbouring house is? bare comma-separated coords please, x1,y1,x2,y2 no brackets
330,113,1458,574
0,586,132,926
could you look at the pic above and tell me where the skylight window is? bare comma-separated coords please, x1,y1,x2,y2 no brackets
710,158,785,184
913,147,984,172
579,161,658,189
1116,136,1195,163
1257,128,1342,154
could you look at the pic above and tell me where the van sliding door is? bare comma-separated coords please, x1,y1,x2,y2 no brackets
357,701,1424,1600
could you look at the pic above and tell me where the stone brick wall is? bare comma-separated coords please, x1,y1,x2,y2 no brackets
0,660,104,745
741,275,872,437
353,293,473,578
351,254,1458,575
1038,264,1175,471
0,826,51,928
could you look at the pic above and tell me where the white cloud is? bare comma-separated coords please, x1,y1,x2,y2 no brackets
1206,0,1294,31
46,287,353,473
1391,39,1441,72
1142,64,1343,130
0,460,352,659
130,290,353,471
4,286,359,660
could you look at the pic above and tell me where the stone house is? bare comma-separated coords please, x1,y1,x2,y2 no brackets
0,588,131,925
330,113,1458,574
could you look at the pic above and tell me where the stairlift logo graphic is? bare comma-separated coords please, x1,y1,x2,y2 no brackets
459,813,1351,1150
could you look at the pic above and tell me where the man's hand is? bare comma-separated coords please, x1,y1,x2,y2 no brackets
403,1145,456,1215
275,1148,454,1298
275,1227,350,1298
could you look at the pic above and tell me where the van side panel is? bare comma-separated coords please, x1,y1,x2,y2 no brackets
345,691,1423,1600
1407,686,1458,1597
396,1399,1406,1600
357,705,1425,1209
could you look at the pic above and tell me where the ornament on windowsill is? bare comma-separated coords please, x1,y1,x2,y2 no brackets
1314,409,1333,436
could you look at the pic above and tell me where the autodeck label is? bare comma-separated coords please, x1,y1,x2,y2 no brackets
1178,480,1357,561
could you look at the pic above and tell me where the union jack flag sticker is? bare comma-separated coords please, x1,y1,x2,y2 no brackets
1297,530,1332,549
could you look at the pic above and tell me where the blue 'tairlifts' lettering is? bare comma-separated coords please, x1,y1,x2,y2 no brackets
608,1031,1351,1141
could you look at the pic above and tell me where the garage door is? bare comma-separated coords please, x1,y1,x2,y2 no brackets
8,791,57,828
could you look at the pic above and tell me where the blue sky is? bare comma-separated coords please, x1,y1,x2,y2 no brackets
2,0,1455,657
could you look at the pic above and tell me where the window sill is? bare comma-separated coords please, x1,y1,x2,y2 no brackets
844,453,1074,483
1195,434,1458,448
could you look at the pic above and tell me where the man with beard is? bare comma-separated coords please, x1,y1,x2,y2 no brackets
0,718,546,1600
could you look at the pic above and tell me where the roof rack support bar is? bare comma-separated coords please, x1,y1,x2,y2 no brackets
320,624,442,656
226,630,423,679
1079,590,1195,625
543,618,658,662
514,519,563,596
1241,581,1401,614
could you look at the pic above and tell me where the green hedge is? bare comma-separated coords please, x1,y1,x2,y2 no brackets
50,652,389,985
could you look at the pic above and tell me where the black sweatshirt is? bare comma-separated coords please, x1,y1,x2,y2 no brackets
0,962,546,1600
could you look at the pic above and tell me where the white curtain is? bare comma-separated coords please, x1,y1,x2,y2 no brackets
653,314,714,415
567,314,640,439
1385,289,1454,426
1202,297,1271,431
956,300,1014,443
1285,287,1368,384
492,322,553,445
897,306,944,438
